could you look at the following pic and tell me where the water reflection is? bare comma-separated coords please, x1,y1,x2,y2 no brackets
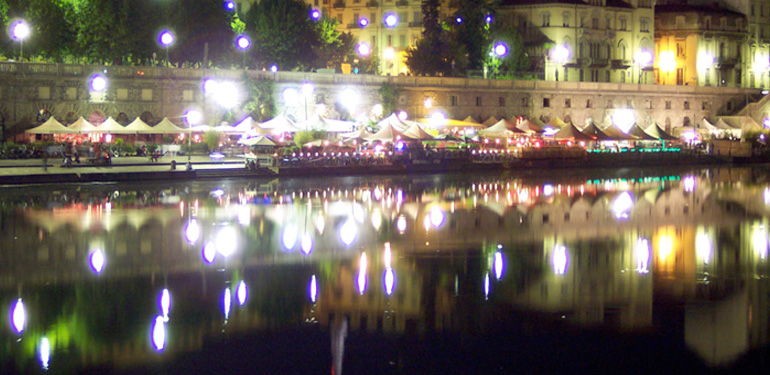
3,167,770,371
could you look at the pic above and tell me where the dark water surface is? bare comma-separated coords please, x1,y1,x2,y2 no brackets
3,166,770,374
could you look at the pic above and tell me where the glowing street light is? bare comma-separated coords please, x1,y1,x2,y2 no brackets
11,298,25,333
339,88,359,114
384,14,398,28
90,74,107,92
359,17,369,28
235,34,251,69
493,42,508,57
158,30,175,66
659,50,677,84
551,44,570,81
224,1,235,11
310,9,321,20
357,43,371,56
636,50,652,84
10,20,30,64
612,109,635,134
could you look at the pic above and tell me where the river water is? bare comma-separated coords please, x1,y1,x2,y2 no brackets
2,166,770,374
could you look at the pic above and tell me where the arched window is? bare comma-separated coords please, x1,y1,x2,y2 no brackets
542,12,551,27
562,12,570,27
683,116,691,127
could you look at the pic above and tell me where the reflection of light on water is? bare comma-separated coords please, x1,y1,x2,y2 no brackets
315,214,325,234
90,249,105,274
40,337,50,370
12,298,25,333
683,176,696,192
430,206,445,228
301,233,313,254
765,188,770,205
493,251,504,280
695,229,712,264
238,205,250,226
543,184,553,197
371,211,382,231
152,315,166,351
635,238,650,274
223,287,232,321
384,268,395,296
340,219,358,246
353,203,365,223
397,215,407,233
612,192,633,220
752,226,768,259
203,241,216,263
160,288,171,321
309,275,318,303
484,273,490,300
553,245,568,275
185,219,200,245
237,281,248,306
383,242,392,268
282,224,297,250
216,227,237,257
357,252,368,295
658,235,673,262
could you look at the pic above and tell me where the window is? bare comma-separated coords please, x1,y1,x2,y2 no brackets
665,100,672,109
565,98,571,108
586,99,592,108
619,17,627,31
676,42,685,57
646,99,652,109
562,12,570,27
592,17,598,29
183,89,193,101
451,95,458,106
542,12,550,27
117,88,128,100
684,101,690,110
387,35,392,47
543,98,550,107
141,89,153,101
499,97,505,107
676,16,685,29
66,88,77,100
702,101,709,110
476,96,482,106
704,17,711,30
354,13,359,23
399,35,406,47
640,18,649,32
522,97,529,107
337,14,343,23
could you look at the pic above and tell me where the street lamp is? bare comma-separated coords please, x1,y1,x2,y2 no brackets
158,30,175,66
384,14,398,28
659,51,677,84
90,74,108,92
310,9,321,21
612,108,635,134
357,43,371,57
235,34,251,69
698,51,714,86
10,20,30,73
185,109,202,171
636,50,652,84
551,44,570,81
302,83,314,122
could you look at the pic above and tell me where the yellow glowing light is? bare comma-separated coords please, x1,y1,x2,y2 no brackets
383,242,392,268
658,235,674,261
695,228,712,264
659,51,677,72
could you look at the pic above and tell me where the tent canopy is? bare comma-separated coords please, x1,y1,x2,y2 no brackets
366,123,403,142
482,116,499,126
151,117,186,134
238,136,276,147
26,117,77,134
552,123,595,141
257,115,300,134
401,123,435,140
124,117,154,133
644,123,679,140
296,114,355,132
479,119,515,138
516,118,544,133
92,117,133,134
376,113,411,132
68,117,97,133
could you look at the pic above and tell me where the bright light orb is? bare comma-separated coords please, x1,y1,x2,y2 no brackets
185,109,202,126
384,47,396,60
283,88,299,106
429,206,445,228
282,224,298,250
11,20,30,40
90,249,105,274
237,281,248,306
224,1,235,11
398,111,408,121
493,43,508,57
485,15,493,23
635,238,650,273
339,88,359,111
357,43,371,56
310,9,321,20
270,65,278,73
396,215,407,233
203,240,216,263
236,35,251,50
636,50,652,66
357,252,368,295
340,219,358,246
11,298,25,333
371,212,382,231
384,14,398,27
203,78,219,93
696,229,712,264
553,245,568,275
484,273,490,300
152,315,166,351
372,104,384,117
215,227,238,257
40,337,50,370
213,81,241,109
90,75,107,92
359,17,369,27
683,176,696,192
309,275,318,303
612,109,635,134
159,30,174,47
456,16,463,24
612,191,634,220
551,44,570,63
493,251,504,280
302,83,315,97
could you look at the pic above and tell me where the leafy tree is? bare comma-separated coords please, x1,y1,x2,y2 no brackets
313,16,355,71
451,0,497,70
241,77,276,122
164,0,238,67
378,82,402,116
26,0,77,62
243,0,319,71
405,0,461,76
488,25,530,78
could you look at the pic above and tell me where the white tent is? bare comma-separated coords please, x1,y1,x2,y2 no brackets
68,117,97,133
296,114,355,133
482,116,499,126
479,119,515,138
365,123,404,142
257,115,301,134
92,117,133,134
376,113,411,132
26,117,77,134
238,136,276,146
150,117,186,134
232,117,257,133
401,123,435,140
341,128,374,140
124,117,156,134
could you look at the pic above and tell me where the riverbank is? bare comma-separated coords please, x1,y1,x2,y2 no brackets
0,151,753,186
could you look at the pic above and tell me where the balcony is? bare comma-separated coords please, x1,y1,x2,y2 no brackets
396,0,409,6
408,21,422,28
366,0,378,7
333,1,345,9
590,58,609,67
610,59,632,69
716,57,739,68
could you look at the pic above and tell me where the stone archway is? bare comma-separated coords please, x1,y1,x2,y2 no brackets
116,112,129,125
683,116,691,127
64,111,78,124
140,111,156,125
89,110,105,125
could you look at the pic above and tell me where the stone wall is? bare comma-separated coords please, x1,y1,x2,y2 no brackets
0,62,761,137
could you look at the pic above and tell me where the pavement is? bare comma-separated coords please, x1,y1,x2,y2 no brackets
0,154,256,184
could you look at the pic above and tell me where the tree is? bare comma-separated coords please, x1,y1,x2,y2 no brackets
404,0,461,76
243,0,319,71
488,26,530,78
241,77,276,122
313,16,355,71
164,0,238,67
451,0,497,71
26,0,77,63
378,82,402,117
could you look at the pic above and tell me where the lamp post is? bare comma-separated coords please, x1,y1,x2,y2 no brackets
551,45,570,81
485,42,508,79
185,109,202,171
235,35,251,69
158,30,175,66
10,20,30,72
636,50,652,84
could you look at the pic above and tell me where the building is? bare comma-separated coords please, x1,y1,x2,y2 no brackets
654,3,748,87
497,0,656,84
306,0,454,76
